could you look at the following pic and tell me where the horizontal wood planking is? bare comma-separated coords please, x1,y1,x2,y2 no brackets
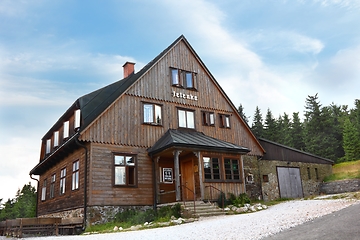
88,143,153,206
203,182,246,200
37,148,86,216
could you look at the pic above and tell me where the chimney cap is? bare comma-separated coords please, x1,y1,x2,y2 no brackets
122,61,135,67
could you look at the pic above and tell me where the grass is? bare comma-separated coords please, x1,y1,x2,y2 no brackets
323,160,360,182
84,204,181,234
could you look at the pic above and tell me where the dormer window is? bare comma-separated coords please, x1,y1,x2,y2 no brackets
74,109,81,129
46,139,51,154
63,121,69,139
53,131,59,147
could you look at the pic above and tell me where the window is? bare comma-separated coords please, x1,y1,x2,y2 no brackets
203,157,220,180
315,168,319,180
72,160,79,190
219,114,231,128
50,174,55,198
263,175,269,182
41,179,47,201
63,121,69,139
46,139,51,154
171,68,197,89
53,131,59,147
178,109,195,129
171,68,181,86
202,111,215,126
143,103,162,125
307,167,311,180
60,168,66,195
114,154,136,186
224,159,240,180
74,109,81,129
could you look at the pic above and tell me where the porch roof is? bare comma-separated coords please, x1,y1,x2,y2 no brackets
147,129,250,156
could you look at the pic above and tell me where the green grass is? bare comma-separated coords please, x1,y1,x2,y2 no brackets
323,160,360,182
84,204,181,234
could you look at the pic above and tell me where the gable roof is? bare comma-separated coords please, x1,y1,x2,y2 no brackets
258,138,334,164
148,129,250,156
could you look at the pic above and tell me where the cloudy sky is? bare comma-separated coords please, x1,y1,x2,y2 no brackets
1,0,359,201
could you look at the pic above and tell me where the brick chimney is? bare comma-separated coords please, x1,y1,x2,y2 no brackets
123,62,135,78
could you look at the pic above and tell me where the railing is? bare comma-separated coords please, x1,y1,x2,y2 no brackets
180,184,196,214
205,185,226,210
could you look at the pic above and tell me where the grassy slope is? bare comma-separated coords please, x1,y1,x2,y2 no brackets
324,160,360,182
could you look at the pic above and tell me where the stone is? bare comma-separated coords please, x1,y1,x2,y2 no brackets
236,207,248,213
249,206,257,212
113,226,118,231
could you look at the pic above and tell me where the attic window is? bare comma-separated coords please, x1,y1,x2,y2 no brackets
219,114,231,128
63,121,69,139
46,139,51,154
53,131,59,147
74,109,81,129
171,68,197,90
202,111,215,126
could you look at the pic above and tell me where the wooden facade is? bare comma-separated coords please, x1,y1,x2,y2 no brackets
30,35,331,226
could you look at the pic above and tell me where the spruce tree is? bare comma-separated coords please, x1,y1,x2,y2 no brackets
237,103,249,124
291,112,305,150
251,106,264,138
342,117,360,161
264,108,277,141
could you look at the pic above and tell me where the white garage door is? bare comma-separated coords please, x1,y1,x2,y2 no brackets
277,167,303,199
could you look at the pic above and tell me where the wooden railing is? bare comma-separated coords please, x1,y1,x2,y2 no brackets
205,185,226,209
0,217,83,237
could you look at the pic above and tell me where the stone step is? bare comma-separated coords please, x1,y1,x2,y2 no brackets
181,201,225,217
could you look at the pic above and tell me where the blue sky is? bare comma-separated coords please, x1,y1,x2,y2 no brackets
1,0,359,201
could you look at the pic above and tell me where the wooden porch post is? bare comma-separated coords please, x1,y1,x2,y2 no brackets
173,150,182,201
155,156,160,204
195,151,204,200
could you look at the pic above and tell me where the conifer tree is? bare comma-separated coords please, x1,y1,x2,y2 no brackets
251,106,264,138
264,108,277,141
237,103,249,124
291,112,305,150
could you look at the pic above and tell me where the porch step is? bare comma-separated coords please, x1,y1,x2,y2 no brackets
181,201,225,218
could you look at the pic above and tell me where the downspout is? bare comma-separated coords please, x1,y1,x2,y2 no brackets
75,137,88,230
29,174,39,217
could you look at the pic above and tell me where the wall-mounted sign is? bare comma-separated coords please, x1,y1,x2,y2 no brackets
163,168,173,183
172,91,198,101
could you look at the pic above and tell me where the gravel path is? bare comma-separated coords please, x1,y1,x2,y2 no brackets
2,197,359,240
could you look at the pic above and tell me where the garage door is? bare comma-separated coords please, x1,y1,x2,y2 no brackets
277,167,303,199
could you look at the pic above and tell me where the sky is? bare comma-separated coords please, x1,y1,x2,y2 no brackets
1,0,360,202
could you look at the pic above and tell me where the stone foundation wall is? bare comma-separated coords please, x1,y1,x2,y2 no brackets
87,205,152,226
320,179,360,194
243,155,263,200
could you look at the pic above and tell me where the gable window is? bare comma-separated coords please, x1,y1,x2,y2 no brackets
171,68,197,90
72,160,79,190
46,139,51,154
74,109,81,129
41,179,47,201
50,174,55,198
171,68,181,86
143,103,162,125
63,121,69,139
219,114,231,128
114,154,136,186
203,157,220,180
224,159,240,180
60,168,66,195
202,111,215,126
178,109,195,129
53,131,59,147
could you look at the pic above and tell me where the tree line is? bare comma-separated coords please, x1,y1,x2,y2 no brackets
0,183,36,221
238,94,360,163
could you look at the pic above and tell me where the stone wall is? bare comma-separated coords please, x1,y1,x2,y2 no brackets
86,205,152,226
258,160,332,201
243,155,262,200
320,179,360,194
38,207,84,219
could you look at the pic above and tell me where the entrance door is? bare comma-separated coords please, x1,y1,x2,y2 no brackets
277,167,303,199
181,160,194,201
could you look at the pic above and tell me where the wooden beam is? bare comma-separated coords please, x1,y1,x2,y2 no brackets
173,150,182,201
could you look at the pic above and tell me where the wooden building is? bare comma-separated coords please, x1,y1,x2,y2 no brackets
30,35,265,225
29,35,333,226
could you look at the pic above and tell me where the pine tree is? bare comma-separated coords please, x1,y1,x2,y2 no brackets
251,106,264,138
264,108,277,141
280,113,292,146
342,117,360,161
291,112,305,150
237,104,249,123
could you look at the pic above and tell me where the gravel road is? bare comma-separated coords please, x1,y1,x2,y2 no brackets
2,197,359,240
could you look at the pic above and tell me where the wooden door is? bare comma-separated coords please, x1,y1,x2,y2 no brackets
277,167,303,199
181,160,194,201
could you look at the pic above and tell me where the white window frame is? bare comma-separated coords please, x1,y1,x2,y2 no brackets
178,109,195,129
46,139,51,154
53,131,59,147
63,121,69,139
74,109,81,129
72,160,79,190
60,168,66,195
41,179,47,201
143,103,162,125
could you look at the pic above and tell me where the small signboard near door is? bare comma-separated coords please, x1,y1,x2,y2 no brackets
163,168,173,183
